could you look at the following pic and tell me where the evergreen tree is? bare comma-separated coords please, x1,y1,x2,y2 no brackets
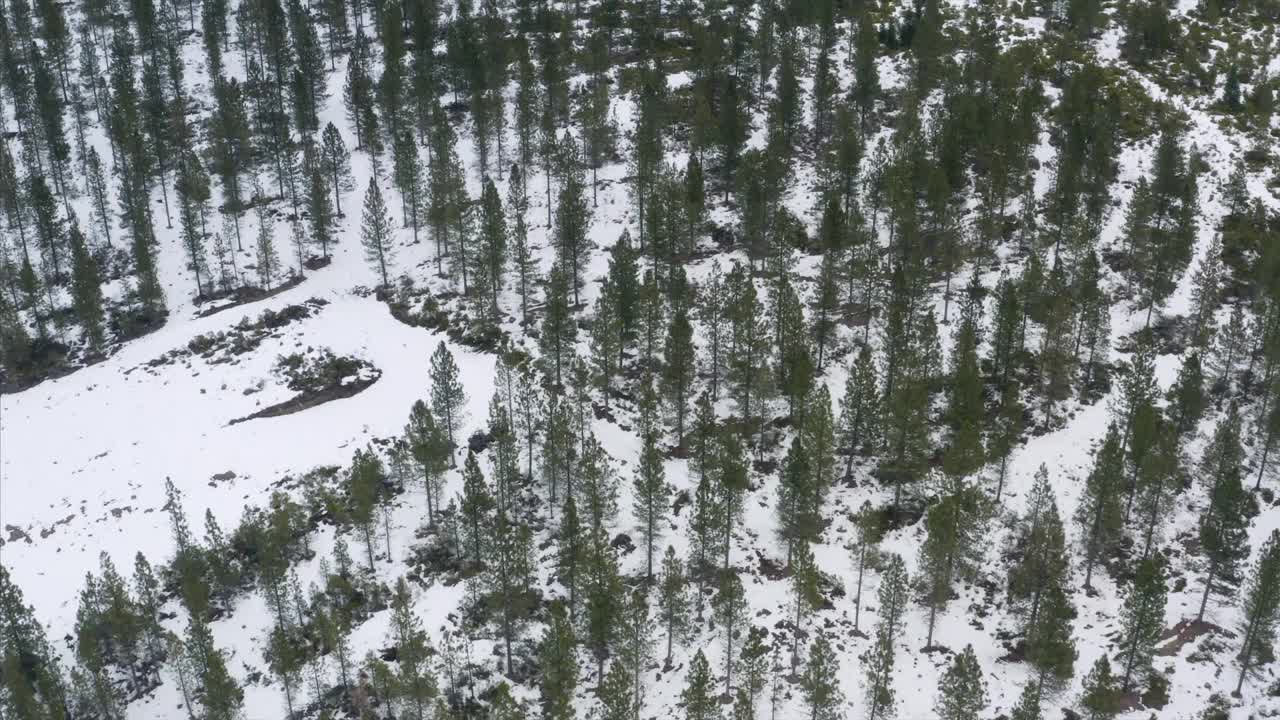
657,546,690,668
1077,424,1125,590
475,178,507,324
254,209,281,289
789,540,822,672
590,286,622,405
682,650,720,720
1,565,70,720
937,645,986,720
632,430,670,579
540,263,577,387
1196,458,1251,621
360,178,396,287
555,141,592,308
539,601,578,720
839,346,880,480
1078,656,1121,720
347,447,386,571
320,123,352,217
486,508,534,675
1009,466,1075,687
918,477,987,648
459,451,494,568
508,164,537,326
713,571,748,695
663,307,696,446
1167,353,1207,435
800,635,843,720
406,399,449,524
67,222,104,349
1118,555,1167,692
430,342,467,464
865,554,908,720
1236,531,1280,693
1009,681,1041,720
943,310,985,479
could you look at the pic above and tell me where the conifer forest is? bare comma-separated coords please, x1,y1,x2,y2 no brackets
2,0,1280,718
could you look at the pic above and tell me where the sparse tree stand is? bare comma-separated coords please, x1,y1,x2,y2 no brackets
360,179,396,287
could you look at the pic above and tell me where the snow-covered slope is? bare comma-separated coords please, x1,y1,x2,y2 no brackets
2,2,1279,720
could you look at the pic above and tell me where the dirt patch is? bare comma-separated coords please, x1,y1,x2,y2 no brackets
194,275,306,319
1155,618,1227,656
228,373,380,425
148,299,327,368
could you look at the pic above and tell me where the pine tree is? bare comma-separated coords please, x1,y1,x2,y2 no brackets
800,634,842,720
683,650,720,720
1,566,72,719
657,546,690,668
429,342,467,464
663,307,696,446
1079,656,1121,720
918,477,987,649
360,179,395,287
590,286,622,405
555,141,592,308
391,129,425,242
698,261,729,403
67,221,104,350
1236,530,1280,693
459,451,494,568
937,645,986,720
348,447,386,572
320,123,352,217
540,263,577,387
714,571,748,696
507,164,538,326
406,399,449,524
599,659,634,720
839,346,880,480
1009,465,1075,686
254,209,281,289
486,508,534,675
865,553,908,720
1210,303,1249,391
1187,236,1223,349
1077,424,1125,590
777,439,822,561
726,263,771,430
476,177,507,323
1167,353,1207,435
632,430,669,579
943,310,985,478
1009,681,1041,720
1118,555,1168,692
1197,459,1251,621
789,540,822,672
